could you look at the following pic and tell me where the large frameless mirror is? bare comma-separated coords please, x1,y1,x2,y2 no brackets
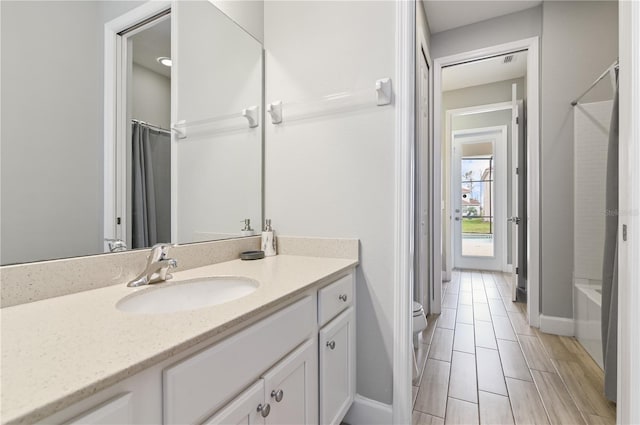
0,0,263,265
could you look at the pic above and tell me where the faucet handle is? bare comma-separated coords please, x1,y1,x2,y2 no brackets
159,258,178,281
149,243,174,260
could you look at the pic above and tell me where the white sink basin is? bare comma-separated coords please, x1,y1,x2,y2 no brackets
116,277,259,314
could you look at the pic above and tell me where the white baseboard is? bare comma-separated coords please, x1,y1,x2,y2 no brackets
539,314,575,336
343,394,392,425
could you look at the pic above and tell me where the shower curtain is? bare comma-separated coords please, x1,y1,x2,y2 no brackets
601,74,618,402
132,122,171,249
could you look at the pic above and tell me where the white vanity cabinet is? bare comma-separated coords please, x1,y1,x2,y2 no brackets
317,274,356,425
163,296,316,424
39,270,356,425
205,338,317,425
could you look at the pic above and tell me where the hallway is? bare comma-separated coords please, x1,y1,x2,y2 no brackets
412,270,616,424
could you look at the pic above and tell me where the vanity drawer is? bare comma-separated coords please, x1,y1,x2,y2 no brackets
66,393,132,425
318,273,354,327
163,296,315,425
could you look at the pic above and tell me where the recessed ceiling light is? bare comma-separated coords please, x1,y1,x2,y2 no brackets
157,57,172,67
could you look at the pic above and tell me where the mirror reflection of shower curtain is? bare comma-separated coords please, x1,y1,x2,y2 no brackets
602,72,618,402
131,122,171,249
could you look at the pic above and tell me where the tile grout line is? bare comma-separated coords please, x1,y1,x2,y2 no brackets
529,328,594,424
496,273,554,425
468,270,483,424
480,270,517,425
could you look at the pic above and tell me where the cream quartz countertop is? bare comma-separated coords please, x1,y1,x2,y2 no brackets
0,254,357,425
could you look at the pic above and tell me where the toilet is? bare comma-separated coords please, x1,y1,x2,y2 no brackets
412,302,428,380
413,301,428,346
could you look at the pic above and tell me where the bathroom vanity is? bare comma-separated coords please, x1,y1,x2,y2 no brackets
0,253,357,425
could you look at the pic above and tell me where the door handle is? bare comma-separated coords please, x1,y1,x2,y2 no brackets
507,217,521,224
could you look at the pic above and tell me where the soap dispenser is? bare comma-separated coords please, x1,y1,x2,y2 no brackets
240,219,255,237
261,219,277,256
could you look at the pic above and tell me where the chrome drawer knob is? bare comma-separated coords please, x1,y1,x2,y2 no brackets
326,340,336,350
271,389,284,402
339,294,348,302
257,403,271,417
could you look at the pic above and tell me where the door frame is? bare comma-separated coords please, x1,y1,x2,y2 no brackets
415,19,434,317
103,1,172,249
451,125,508,272
434,37,540,328
618,1,640,422
392,0,415,423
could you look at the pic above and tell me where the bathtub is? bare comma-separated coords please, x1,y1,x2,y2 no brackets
574,279,603,369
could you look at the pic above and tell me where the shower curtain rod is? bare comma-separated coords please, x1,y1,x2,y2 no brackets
132,119,171,135
571,60,619,106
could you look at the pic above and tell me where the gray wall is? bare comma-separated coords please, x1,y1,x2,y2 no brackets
131,64,171,129
431,6,542,59
540,0,618,319
443,79,526,110
417,0,431,51
264,1,396,405
0,1,144,265
2,2,102,264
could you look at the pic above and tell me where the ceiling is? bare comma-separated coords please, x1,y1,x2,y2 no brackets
442,50,527,92
423,0,542,34
131,17,171,78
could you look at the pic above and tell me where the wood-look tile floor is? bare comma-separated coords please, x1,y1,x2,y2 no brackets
412,270,616,425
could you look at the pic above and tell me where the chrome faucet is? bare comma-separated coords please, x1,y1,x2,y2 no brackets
105,238,128,252
127,243,178,287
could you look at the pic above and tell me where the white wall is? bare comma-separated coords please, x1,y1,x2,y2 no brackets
541,0,617,319
264,1,396,405
174,1,262,243
131,64,171,129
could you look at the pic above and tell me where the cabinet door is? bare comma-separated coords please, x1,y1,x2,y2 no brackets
263,339,318,425
203,381,265,425
319,307,355,425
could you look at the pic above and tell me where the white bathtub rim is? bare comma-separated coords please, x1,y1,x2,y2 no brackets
575,281,602,306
